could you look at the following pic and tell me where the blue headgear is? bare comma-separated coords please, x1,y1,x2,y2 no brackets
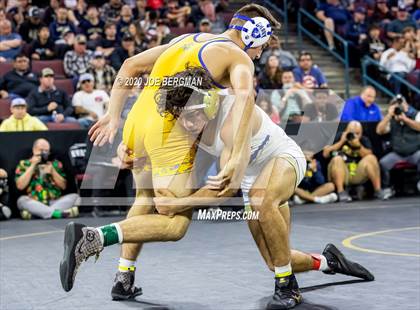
229,14,272,51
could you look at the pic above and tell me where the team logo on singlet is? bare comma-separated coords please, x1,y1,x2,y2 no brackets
181,42,194,51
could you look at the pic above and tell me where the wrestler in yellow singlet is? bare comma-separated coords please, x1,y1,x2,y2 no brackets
122,33,230,177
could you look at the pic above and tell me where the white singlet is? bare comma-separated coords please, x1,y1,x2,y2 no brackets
198,96,306,197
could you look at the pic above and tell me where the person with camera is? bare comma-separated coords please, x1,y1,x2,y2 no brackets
0,168,12,220
323,121,391,202
293,149,337,205
376,96,420,190
15,138,79,220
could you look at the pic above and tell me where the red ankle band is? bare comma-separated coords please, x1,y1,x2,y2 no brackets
310,254,321,270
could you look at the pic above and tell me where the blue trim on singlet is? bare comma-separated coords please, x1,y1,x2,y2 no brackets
193,33,203,42
249,135,271,164
198,39,236,89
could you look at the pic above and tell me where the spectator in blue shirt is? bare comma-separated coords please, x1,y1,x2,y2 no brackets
49,6,77,43
387,5,417,39
293,51,328,89
0,20,22,62
316,0,351,50
340,86,383,122
293,149,337,205
413,1,420,25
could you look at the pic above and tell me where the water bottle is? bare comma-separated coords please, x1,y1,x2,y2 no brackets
52,110,57,122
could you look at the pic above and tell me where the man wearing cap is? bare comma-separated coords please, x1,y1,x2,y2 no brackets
63,34,93,78
387,5,417,39
26,68,77,124
72,73,110,128
345,7,368,67
87,51,116,93
19,7,43,43
0,54,38,99
0,98,47,132
110,33,138,70
198,18,213,33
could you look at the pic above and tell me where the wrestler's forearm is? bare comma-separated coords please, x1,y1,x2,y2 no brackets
184,186,236,206
229,94,253,163
161,186,237,214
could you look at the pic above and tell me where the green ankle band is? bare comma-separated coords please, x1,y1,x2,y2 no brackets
51,210,62,219
100,224,119,247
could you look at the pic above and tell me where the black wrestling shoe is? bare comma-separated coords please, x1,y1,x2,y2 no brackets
322,243,374,281
111,270,143,300
266,274,302,310
60,222,104,292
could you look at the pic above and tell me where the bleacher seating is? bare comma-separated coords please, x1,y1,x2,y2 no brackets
54,79,75,96
0,99,11,120
46,122,81,130
0,62,13,77
32,60,66,79
169,25,196,36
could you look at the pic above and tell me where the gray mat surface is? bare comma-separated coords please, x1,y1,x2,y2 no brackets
1,197,419,310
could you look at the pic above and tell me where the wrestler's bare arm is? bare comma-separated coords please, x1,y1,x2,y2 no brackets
207,52,255,195
153,116,250,215
89,35,190,146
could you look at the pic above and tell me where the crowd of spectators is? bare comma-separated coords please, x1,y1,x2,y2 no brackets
307,0,420,100
0,0,231,130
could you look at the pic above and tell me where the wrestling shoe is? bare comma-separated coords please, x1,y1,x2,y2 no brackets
20,210,32,220
293,195,305,205
60,222,104,292
316,193,338,204
322,243,374,281
111,270,143,300
0,204,11,220
266,274,302,310
338,191,352,203
374,189,392,200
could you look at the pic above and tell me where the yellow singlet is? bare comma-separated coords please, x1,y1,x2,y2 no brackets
122,33,230,177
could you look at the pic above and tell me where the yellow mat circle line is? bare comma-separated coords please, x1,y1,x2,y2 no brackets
0,230,64,241
342,227,420,257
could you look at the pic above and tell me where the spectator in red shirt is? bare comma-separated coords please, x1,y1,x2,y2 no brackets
147,0,164,10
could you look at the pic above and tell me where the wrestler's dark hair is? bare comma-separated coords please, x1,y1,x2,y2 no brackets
155,65,215,119
231,4,281,30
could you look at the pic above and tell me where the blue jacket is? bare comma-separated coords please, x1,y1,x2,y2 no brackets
340,96,383,122
346,21,368,45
